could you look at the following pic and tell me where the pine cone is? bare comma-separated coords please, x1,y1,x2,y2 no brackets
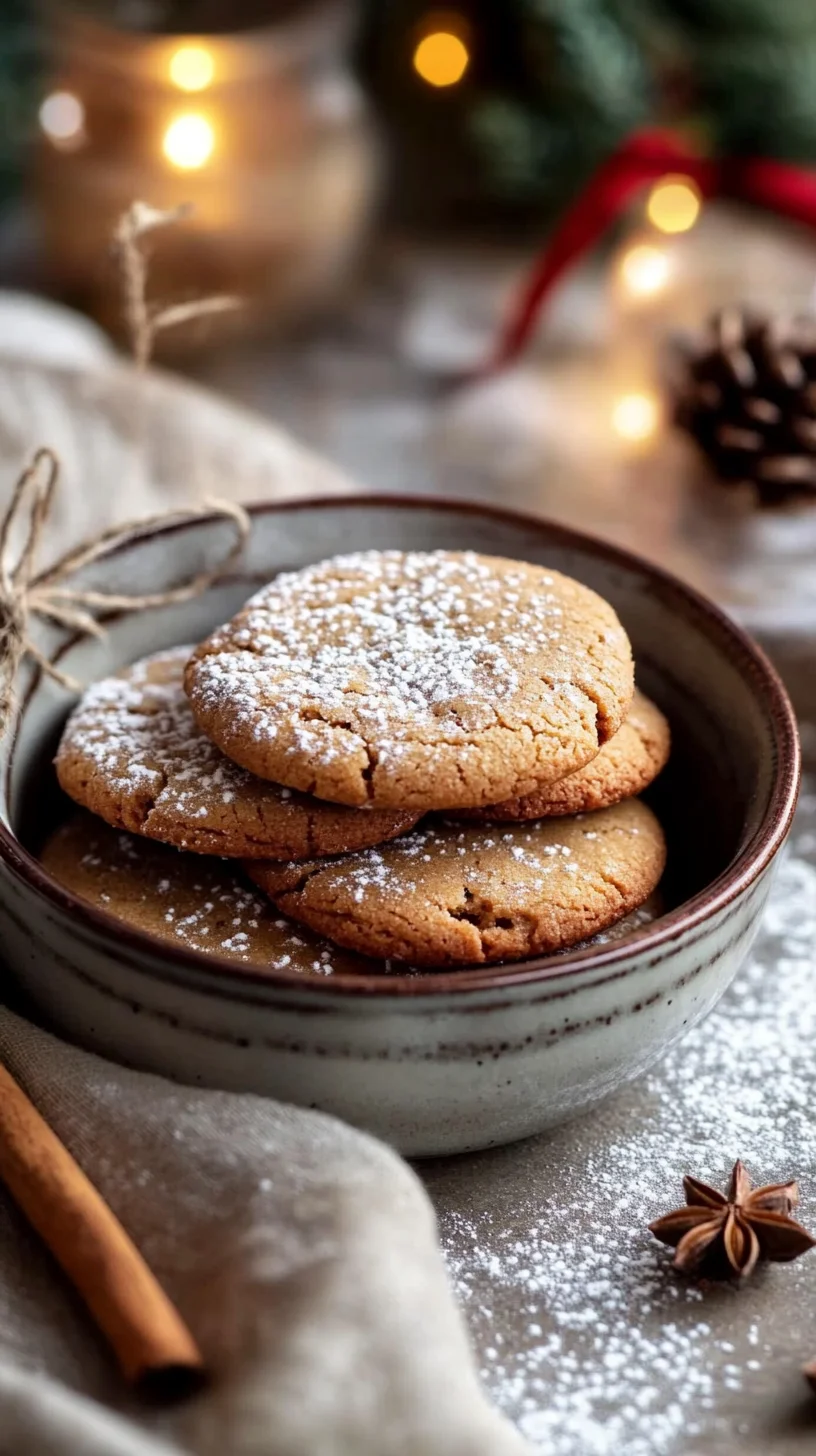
673,307,816,505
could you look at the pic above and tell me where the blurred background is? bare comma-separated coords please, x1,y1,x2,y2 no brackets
4,0,816,627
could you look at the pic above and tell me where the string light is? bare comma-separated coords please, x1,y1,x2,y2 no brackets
162,112,215,170
39,91,85,148
612,392,660,443
618,242,670,299
413,30,470,87
168,44,215,93
647,175,701,235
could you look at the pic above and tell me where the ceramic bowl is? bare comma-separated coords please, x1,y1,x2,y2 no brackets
0,499,799,1157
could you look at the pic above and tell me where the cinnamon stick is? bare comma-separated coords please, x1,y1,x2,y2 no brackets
0,1061,206,1400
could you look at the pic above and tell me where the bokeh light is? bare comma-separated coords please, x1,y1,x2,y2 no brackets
162,112,215,170
618,242,670,298
39,91,85,146
647,176,701,235
413,31,470,87
169,44,215,93
612,392,660,443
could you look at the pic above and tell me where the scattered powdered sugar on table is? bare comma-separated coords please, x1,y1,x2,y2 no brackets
437,771,816,1456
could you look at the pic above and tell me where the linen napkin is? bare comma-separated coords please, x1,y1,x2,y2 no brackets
0,1007,528,1456
0,292,355,565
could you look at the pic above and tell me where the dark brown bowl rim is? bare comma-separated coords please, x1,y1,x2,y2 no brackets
0,494,801,1000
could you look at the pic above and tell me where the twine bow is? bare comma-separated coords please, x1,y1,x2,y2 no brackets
0,448,250,735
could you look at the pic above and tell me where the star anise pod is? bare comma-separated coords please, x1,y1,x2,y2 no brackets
649,1161,816,1280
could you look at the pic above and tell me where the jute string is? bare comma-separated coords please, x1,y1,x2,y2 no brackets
113,201,239,368
0,448,249,734
0,201,248,735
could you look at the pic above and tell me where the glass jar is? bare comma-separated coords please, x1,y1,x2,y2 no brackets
34,0,379,344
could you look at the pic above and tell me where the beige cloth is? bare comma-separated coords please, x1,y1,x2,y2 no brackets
0,1008,527,1456
0,307,355,564
0,297,528,1456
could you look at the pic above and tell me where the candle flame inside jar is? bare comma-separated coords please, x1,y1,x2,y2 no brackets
162,112,215,170
168,44,215,93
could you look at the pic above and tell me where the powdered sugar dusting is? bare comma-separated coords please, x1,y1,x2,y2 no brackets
310,822,585,902
207,552,557,721
41,815,360,977
188,551,629,781
282,806,654,906
58,645,254,813
436,771,816,1456
57,646,417,857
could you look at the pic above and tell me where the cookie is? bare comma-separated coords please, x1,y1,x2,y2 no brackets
559,891,663,955
245,798,666,967
55,649,419,859
458,689,670,821
184,550,634,811
387,893,665,973
39,812,368,976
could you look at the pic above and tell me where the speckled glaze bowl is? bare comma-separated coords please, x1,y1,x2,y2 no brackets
0,499,800,1156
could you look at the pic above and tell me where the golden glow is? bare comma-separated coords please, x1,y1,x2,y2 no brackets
618,242,670,298
413,31,470,87
39,90,85,146
162,112,215,170
169,44,215,92
612,392,660,443
646,175,701,234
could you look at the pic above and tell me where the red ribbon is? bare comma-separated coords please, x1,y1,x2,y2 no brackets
485,128,816,374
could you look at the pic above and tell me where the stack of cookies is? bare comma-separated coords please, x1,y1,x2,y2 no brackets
44,550,669,974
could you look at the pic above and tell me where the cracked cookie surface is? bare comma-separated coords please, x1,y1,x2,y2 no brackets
184,550,634,811
554,891,663,955
55,648,419,858
40,812,370,975
245,798,666,967
457,689,670,821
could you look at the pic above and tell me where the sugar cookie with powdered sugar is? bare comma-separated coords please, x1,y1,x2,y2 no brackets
40,812,368,976
246,799,665,967
457,689,670,822
184,550,634,812
56,648,419,859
